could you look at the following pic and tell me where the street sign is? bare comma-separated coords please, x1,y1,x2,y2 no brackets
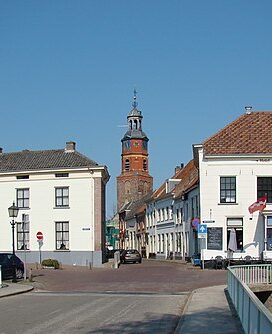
191,218,200,229
198,224,207,238
36,231,43,240
202,220,215,224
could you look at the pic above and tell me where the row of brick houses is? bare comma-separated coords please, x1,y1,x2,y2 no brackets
119,109,272,263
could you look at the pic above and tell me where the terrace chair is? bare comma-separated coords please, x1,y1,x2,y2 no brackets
215,256,224,269
244,255,252,265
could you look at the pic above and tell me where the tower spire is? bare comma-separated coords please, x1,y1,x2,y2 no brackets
132,88,138,109
117,92,153,211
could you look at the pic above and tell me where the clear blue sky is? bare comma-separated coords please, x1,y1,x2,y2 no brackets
1,1,272,217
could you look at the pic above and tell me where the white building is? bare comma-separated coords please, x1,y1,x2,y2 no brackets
172,160,199,259
146,161,199,260
0,142,110,267
194,110,272,262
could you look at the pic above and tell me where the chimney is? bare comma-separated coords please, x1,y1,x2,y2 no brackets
65,141,76,152
175,163,184,174
245,106,253,114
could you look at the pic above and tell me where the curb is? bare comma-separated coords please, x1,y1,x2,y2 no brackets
0,284,34,299
174,289,195,334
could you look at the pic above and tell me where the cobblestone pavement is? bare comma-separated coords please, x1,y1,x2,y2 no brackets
28,259,227,293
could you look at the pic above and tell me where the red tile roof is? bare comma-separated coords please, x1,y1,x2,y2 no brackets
203,111,272,155
150,165,185,201
173,160,199,198
150,160,199,201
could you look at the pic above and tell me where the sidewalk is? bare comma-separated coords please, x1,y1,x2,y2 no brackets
175,285,244,334
0,282,33,298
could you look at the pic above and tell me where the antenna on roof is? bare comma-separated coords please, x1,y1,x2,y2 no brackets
245,106,253,114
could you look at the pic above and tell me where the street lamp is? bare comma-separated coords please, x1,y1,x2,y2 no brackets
8,202,19,283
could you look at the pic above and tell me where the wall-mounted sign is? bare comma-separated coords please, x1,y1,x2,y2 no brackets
82,228,91,231
203,220,215,224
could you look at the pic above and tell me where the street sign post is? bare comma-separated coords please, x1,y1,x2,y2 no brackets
36,232,43,264
36,231,43,240
198,224,207,239
197,224,207,270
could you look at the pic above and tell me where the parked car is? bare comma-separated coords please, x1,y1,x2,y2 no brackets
0,253,24,279
120,249,142,264
106,248,124,259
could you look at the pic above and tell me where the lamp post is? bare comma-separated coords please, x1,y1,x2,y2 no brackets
8,202,19,283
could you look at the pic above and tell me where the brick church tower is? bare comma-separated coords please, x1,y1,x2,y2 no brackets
117,91,153,211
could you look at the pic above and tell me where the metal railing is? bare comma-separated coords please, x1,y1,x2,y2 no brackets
228,264,272,334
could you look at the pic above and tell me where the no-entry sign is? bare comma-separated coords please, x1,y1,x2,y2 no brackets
36,231,43,240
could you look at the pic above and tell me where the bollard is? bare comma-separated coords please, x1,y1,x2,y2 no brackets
29,268,33,282
113,251,120,269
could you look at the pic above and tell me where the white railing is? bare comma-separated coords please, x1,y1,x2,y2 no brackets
228,264,272,334
231,264,272,284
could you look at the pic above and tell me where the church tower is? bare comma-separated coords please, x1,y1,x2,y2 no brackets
117,91,153,211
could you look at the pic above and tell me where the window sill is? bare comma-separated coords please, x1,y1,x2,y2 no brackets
54,249,70,252
54,206,70,209
18,207,30,210
218,203,238,205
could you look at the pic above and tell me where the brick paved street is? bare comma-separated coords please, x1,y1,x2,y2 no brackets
29,259,227,293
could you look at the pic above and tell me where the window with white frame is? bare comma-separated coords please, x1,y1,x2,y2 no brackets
17,188,29,208
55,221,69,250
227,218,243,251
257,177,272,203
176,209,180,223
170,205,173,219
180,208,183,223
166,207,169,220
55,187,69,207
17,214,30,250
185,203,189,220
266,216,272,251
158,209,161,222
162,234,165,253
220,177,236,203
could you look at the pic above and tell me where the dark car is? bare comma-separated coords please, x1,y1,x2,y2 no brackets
120,249,142,264
0,253,24,279
106,248,124,259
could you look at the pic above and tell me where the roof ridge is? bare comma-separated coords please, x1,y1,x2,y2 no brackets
2,148,63,155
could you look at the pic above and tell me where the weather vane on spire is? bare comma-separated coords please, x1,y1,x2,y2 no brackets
132,88,138,108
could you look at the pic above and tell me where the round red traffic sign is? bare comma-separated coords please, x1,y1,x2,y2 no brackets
36,231,43,240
